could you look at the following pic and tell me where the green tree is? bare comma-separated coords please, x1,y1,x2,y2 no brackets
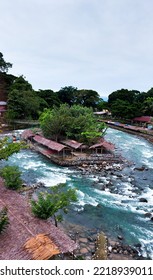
0,52,12,73
10,75,33,91
76,89,100,109
0,165,22,190
8,90,42,119
108,89,140,105
37,89,60,108
111,99,140,119
0,137,24,160
142,97,153,115
0,207,9,234
57,86,78,106
39,104,71,141
39,104,106,143
31,183,77,227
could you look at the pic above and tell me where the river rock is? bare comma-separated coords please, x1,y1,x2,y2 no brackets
144,213,152,218
117,235,123,240
134,166,145,171
139,198,148,203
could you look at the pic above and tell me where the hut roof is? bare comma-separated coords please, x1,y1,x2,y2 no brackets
33,135,67,152
133,116,152,123
21,129,35,140
90,140,115,151
61,139,83,149
23,233,60,260
0,178,77,260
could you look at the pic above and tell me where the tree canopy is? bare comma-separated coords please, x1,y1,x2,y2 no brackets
0,52,12,73
108,88,153,119
39,104,106,144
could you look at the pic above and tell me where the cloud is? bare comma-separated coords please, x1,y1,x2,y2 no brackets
1,0,153,97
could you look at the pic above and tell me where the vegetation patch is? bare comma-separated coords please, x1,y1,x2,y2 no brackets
0,207,9,234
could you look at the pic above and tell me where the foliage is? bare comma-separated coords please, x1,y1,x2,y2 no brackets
57,86,101,109
0,52,12,73
37,89,61,108
31,183,77,227
39,104,106,143
0,165,22,190
142,97,153,115
76,89,100,108
110,99,141,119
0,207,9,234
7,89,41,119
0,138,25,160
58,86,78,106
10,75,33,91
108,88,153,119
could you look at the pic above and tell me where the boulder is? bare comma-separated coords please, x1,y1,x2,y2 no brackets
139,198,148,203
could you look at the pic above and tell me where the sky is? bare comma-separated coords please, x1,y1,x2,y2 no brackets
1,0,153,99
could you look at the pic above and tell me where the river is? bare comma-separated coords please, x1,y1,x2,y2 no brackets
1,128,153,259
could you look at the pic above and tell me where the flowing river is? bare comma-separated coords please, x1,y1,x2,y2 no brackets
1,128,153,259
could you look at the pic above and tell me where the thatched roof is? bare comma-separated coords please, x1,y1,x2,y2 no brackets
24,233,60,260
0,178,77,260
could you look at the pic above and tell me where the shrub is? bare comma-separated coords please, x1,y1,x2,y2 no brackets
0,165,22,190
0,207,9,234
31,183,77,226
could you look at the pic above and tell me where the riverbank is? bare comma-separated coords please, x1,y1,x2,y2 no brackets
104,121,153,144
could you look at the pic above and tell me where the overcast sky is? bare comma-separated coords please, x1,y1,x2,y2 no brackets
1,0,153,98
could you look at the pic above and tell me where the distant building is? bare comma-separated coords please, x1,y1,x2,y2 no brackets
133,116,153,127
0,101,7,117
94,110,111,116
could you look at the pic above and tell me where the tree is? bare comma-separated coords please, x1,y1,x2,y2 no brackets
0,52,12,73
0,165,22,190
39,104,106,144
76,89,100,109
0,137,24,160
39,104,71,141
31,183,77,227
37,89,61,108
57,86,78,106
108,89,140,105
142,97,153,115
7,76,42,120
10,75,32,91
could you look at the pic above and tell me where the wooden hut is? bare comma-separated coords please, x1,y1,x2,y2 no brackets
33,135,71,157
61,139,88,154
90,140,115,154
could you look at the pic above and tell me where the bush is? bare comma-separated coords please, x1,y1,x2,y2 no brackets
31,183,77,226
0,165,22,190
0,207,9,234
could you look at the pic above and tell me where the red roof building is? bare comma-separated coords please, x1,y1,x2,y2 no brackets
90,139,115,153
133,116,152,123
33,135,69,153
61,139,84,150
